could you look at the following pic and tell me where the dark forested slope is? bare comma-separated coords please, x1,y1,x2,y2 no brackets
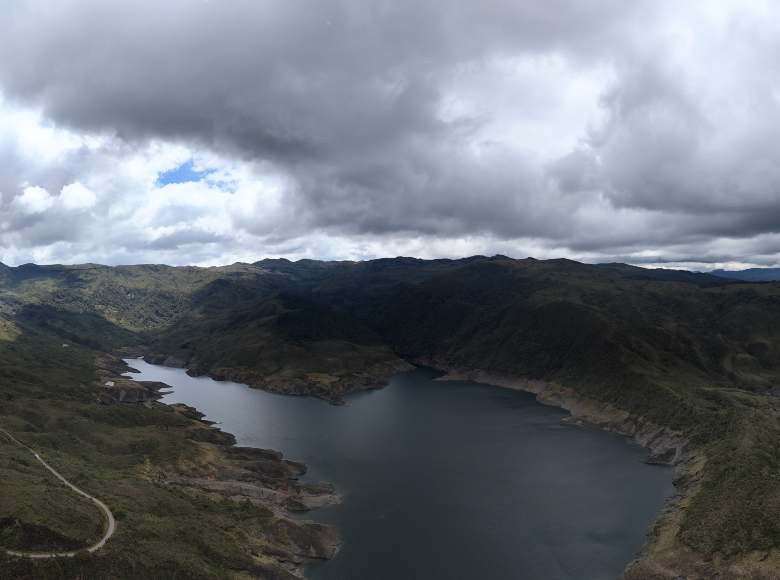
3,256,780,577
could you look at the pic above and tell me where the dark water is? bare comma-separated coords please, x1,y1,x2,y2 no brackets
124,359,672,580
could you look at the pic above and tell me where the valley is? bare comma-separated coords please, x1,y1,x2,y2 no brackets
125,358,673,580
2,256,780,578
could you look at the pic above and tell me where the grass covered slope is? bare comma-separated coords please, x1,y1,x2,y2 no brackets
243,256,780,575
0,308,337,578
0,261,408,402
345,258,780,576
4,256,780,577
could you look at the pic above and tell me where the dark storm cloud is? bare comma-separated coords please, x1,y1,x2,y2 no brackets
0,1,630,152
0,1,643,237
1,1,780,266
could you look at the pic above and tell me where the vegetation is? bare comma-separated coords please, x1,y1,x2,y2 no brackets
3,255,780,576
0,304,333,578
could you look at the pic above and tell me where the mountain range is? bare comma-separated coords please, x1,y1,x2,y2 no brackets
2,256,780,578
710,267,780,282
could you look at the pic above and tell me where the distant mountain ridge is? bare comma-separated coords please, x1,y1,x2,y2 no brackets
3,255,780,576
710,267,780,281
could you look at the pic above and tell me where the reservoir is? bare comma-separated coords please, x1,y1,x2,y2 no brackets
125,360,673,580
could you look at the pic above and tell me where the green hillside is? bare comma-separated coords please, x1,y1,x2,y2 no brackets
3,256,780,577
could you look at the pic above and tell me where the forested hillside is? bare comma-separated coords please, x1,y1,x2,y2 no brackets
3,256,780,577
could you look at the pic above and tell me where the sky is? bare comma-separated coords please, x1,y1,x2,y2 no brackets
1,1,780,269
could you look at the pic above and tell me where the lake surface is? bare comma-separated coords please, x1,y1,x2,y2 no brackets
124,359,673,580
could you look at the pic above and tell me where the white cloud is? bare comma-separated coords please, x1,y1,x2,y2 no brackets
59,182,97,210
15,186,54,214
1,1,780,270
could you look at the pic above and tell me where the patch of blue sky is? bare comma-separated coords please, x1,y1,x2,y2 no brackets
155,159,215,186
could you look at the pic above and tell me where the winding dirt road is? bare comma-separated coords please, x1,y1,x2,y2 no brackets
0,426,116,559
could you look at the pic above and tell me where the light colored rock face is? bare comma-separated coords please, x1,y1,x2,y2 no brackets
159,428,342,570
164,476,340,512
99,379,160,403
96,355,169,404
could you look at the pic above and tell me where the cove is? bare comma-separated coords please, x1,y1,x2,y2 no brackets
124,359,673,580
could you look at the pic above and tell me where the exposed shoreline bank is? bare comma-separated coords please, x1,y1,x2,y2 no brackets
108,349,700,577
424,363,780,577
419,360,707,579
97,354,341,578
105,350,746,578
118,354,679,579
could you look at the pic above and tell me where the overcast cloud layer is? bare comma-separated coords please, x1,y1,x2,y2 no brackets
1,1,779,269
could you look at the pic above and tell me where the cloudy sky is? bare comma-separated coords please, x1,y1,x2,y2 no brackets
1,1,779,269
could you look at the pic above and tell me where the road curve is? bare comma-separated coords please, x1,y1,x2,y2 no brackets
0,426,116,559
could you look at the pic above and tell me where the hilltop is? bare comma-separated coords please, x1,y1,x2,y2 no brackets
2,256,780,577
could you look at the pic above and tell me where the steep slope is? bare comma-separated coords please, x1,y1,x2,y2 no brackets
146,276,410,401
4,256,780,577
0,270,340,578
251,256,780,576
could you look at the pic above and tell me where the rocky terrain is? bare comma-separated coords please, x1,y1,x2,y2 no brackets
99,355,341,575
4,256,780,577
1,349,340,578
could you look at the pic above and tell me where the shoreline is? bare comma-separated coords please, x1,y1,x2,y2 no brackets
120,346,414,406
96,353,342,578
103,350,716,577
121,354,681,578
421,360,706,579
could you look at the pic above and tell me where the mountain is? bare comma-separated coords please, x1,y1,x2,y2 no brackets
711,267,780,281
2,256,780,577
0,262,339,578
